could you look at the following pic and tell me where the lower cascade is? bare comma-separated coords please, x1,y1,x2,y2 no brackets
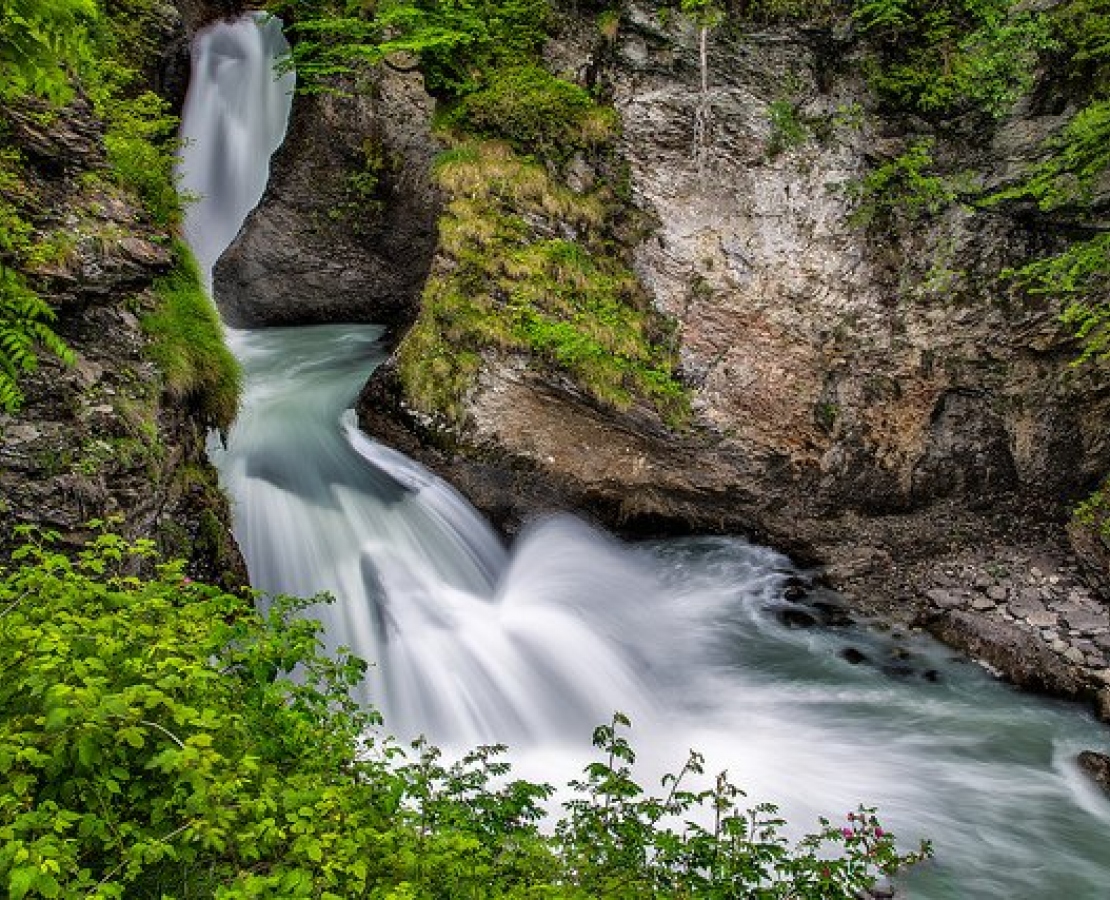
178,15,1110,899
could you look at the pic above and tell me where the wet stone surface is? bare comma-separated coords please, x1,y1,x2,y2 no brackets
915,548,1110,722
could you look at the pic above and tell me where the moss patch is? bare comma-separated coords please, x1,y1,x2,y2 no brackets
397,140,688,429
143,244,241,430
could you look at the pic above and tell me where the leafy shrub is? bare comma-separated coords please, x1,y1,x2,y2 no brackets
855,0,1055,118
0,529,930,899
445,65,617,154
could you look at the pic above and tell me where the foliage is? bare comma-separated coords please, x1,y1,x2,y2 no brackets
271,0,551,96
443,64,617,155
0,143,75,414
0,266,75,413
142,244,241,431
1006,233,1110,363
846,138,961,225
1075,474,1110,539
767,100,807,156
987,0,1110,361
398,141,688,428
0,530,930,899
854,0,1055,118
0,0,97,104
98,84,183,229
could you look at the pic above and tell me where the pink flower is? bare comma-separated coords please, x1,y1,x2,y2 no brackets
875,827,885,838
842,827,854,838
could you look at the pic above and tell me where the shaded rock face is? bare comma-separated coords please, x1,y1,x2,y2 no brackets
213,67,441,329
0,92,243,586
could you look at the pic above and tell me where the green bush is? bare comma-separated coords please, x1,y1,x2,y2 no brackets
0,529,930,899
847,138,961,225
446,65,617,154
855,0,1055,118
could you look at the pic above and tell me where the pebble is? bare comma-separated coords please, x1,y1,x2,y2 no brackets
987,585,1008,602
971,597,996,612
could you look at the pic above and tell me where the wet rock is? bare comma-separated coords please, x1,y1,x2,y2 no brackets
812,600,855,626
778,608,819,629
927,610,1087,700
782,579,808,602
1077,751,1110,797
840,647,868,665
215,67,441,328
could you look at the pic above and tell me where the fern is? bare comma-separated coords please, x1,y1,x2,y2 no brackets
0,264,74,413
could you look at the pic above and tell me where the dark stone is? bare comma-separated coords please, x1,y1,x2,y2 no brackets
839,647,868,665
783,582,808,602
778,608,819,629
214,67,441,328
1077,751,1110,798
923,669,941,683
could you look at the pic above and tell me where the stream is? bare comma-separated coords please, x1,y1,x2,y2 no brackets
177,15,1110,898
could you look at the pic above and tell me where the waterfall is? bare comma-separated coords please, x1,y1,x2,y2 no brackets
177,16,1110,898
177,12,295,284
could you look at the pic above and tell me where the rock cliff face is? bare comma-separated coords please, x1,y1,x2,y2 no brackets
213,66,441,329
0,0,246,583
354,8,1109,584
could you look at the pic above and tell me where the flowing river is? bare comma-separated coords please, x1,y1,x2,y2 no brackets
177,15,1110,898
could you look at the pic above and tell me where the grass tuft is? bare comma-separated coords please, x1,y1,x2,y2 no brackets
142,243,240,430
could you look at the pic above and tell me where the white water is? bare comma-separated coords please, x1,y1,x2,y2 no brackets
178,16,1110,898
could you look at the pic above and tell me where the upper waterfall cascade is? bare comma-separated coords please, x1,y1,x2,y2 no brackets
177,15,1110,898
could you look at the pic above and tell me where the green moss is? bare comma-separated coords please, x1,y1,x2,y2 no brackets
444,64,618,156
143,244,241,430
397,141,688,429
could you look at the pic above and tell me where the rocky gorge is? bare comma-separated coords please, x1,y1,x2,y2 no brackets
3,0,1110,776
212,1,1110,733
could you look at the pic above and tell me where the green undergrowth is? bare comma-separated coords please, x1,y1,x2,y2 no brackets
142,244,241,431
0,529,929,899
397,141,688,429
0,0,203,414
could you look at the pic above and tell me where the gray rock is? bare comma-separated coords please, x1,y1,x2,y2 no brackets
1063,646,1087,666
215,68,441,327
1077,751,1110,797
928,611,1086,700
1061,608,1110,635
926,588,965,609
1026,610,1059,629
